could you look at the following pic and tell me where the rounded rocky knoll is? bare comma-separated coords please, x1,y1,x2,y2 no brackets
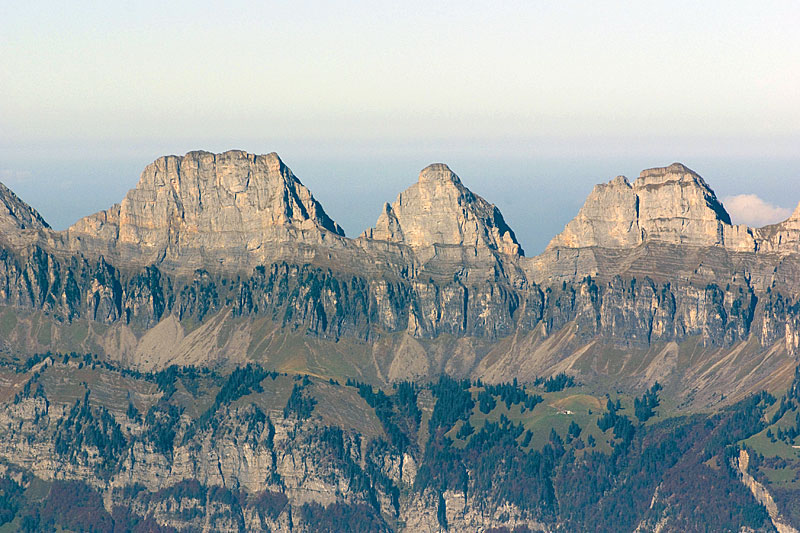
361,163,523,257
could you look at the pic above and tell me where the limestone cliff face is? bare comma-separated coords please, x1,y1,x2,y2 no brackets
736,450,799,533
547,163,756,252
3,242,798,413
0,182,49,232
0,369,547,533
754,202,800,254
3,155,800,531
362,163,523,257
63,150,345,270
2,154,800,400
0,182,50,249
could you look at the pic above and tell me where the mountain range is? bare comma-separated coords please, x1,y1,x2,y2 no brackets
0,151,799,532
2,151,799,405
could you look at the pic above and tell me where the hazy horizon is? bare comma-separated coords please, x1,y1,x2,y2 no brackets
2,1,799,254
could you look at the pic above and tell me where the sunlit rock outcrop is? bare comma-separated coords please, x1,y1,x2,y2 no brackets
362,163,523,256
547,163,755,251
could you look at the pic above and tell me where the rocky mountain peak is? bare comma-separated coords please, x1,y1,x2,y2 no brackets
789,202,800,222
0,181,50,233
547,163,751,251
634,162,731,225
635,162,710,193
128,150,342,233
751,200,800,253
418,163,461,185
610,175,632,187
64,150,345,269
637,162,697,180
362,164,523,256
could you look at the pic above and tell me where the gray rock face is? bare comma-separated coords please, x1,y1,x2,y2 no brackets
547,163,756,252
0,370,544,533
62,150,345,271
3,154,800,532
362,163,523,256
0,154,799,402
754,202,800,254
0,182,50,249
0,182,49,232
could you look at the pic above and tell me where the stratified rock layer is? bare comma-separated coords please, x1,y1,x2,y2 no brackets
0,181,50,250
0,182,49,232
62,150,345,270
754,202,800,254
3,154,800,532
1,153,800,404
362,163,523,256
547,163,756,252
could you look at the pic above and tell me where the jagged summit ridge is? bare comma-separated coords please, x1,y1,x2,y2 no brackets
0,181,50,249
0,182,50,232
4,154,800,283
63,150,345,268
753,200,800,253
361,163,523,256
547,162,754,251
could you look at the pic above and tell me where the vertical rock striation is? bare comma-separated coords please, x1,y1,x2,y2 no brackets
0,182,50,232
362,163,523,257
547,163,756,252
0,182,50,249
62,150,345,271
754,202,800,254
0,154,799,399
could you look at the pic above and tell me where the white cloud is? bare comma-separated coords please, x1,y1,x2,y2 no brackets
723,194,793,227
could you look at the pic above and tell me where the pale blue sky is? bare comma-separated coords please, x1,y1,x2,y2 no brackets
2,1,799,253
